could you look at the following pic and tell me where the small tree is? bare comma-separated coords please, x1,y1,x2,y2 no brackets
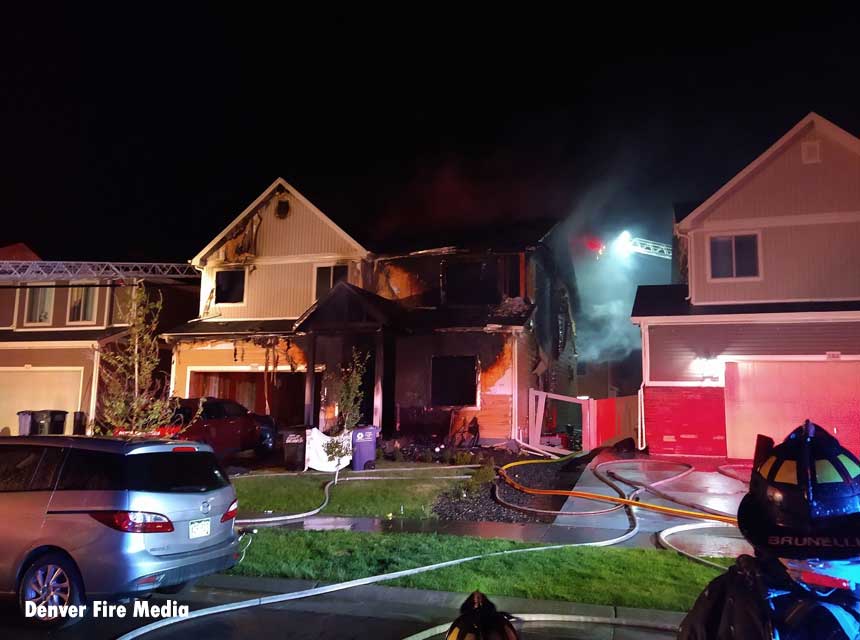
97,283,177,433
322,348,369,482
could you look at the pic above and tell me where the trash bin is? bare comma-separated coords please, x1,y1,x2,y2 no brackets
282,427,307,471
72,411,87,436
17,411,34,436
351,425,379,471
32,410,68,435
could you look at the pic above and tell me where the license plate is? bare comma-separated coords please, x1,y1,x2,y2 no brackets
189,518,211,539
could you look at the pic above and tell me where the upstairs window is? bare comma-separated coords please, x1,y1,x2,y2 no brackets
431,356,478,406
709,234,759,279
446,260,501,305
68,284,97,323
215,269,245,304
25,286,54,325
315,264,348,300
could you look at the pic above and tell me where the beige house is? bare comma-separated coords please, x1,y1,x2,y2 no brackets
164,178,551,442
632,112,860,459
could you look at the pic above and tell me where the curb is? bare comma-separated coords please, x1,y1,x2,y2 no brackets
197,573,687,627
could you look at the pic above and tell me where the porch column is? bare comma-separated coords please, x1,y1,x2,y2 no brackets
373,330,396,437
304,333,317,426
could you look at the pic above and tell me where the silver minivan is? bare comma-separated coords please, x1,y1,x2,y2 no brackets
0,436,240,626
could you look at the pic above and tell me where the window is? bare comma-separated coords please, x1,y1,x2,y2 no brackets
215,269,245,304
0,446,46,491
445,260,501,305
56,450,125,491
222,401,249,417
201,402,226,420
315,264,349,300
576,360,588,376
124,452,229,493
431,356,478,406
709,234,759,279
25,286,54,325
68,285,97,323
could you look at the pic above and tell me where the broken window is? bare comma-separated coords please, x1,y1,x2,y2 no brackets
709,234,759,279
215,269,245,304
431,356,478,406
68,284,97,323
25,286,54,324
445,260,500,305
315,264,349,300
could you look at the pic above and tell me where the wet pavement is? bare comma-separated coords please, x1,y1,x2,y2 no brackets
0,576,680,640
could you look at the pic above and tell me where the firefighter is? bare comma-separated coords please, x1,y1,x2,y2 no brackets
679,420,860,640
445,591,520,640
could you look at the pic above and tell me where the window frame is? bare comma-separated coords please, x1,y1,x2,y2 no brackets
705,230,763,283
213,268,247,306
66,280,99,325
0,445,63,493
23,282,56,326
313,262,350,301
429,355,480,408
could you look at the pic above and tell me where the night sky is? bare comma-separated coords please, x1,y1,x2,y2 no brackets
3,7,860,262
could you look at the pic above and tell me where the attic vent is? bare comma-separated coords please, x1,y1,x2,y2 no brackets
801,140,821,165
275,196,290,219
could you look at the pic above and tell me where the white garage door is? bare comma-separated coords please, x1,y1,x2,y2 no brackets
0,369,82,435
724,361,860,459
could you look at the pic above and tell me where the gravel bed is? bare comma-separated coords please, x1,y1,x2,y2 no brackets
432,453,590,523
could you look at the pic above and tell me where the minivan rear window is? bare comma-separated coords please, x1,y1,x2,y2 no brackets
125,452,230,493
56,450,229,493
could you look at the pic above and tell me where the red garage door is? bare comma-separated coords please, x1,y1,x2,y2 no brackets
724,361,860,459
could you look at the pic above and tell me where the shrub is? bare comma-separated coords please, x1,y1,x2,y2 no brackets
453,451,474,466
420,449,433,464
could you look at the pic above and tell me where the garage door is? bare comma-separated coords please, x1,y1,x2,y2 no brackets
724,361,860,459
0,369,82,435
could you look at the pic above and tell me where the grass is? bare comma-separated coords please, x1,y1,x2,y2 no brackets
231,529,726,611
233,471,461,519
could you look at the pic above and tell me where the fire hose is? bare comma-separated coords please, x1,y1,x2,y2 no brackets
119,457,741,639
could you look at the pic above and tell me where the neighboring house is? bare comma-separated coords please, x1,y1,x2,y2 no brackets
0,245,198,434
632,112,860,459
164,178,574,442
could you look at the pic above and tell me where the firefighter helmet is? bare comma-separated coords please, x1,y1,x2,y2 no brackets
445,592,520,640
738,420,860,559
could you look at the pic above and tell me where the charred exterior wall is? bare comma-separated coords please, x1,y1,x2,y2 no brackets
394,331,517,441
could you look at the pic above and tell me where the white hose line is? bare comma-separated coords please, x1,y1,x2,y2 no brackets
657,521,738,571
235,475,469,526
606,470,736,519
236,465,482,479
401,613,680,640
116,525,640,640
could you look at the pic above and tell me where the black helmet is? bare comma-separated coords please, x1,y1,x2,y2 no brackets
738,420,860,559
445,592,519,640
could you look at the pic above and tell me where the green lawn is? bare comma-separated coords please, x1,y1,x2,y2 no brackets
233,471,462,519
231,529,725,611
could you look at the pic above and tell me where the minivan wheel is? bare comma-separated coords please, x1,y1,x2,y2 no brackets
18,553,84,628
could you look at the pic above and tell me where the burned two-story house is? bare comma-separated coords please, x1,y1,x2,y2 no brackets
632,112,860,459
163,178,575,443
0,244,198,435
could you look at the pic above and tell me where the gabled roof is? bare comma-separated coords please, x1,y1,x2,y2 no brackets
677,112,860,231
192,177,368,266
0,243,40,261
293,281,405,332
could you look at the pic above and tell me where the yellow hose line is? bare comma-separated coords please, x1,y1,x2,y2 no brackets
498,457,739,526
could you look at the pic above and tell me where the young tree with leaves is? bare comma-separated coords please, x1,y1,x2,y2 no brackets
322,347,369,482
97,282,177,433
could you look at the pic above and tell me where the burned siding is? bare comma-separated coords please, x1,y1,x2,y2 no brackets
649,321,860,382
374,253,525,308
395,332,515,441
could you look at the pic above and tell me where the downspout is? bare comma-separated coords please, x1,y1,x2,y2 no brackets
511,331,519,440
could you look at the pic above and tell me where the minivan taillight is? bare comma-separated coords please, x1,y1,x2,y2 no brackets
221,499,238,523
90,511,174,533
